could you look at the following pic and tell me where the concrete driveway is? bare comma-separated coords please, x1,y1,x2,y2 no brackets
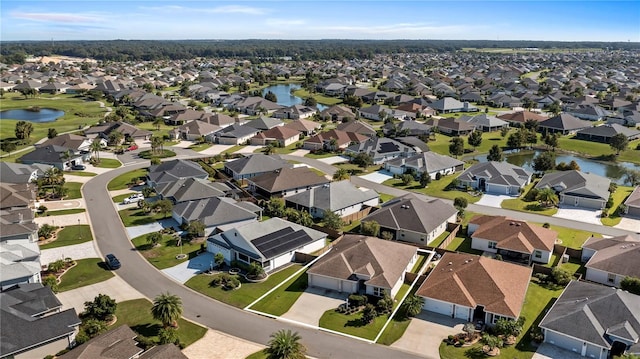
125,218,179,239
183,329,264,359
41,241,98,265
317,155,350,164
55,275,144,313
475,194,513,208
199,144,234,155
532,343,584,359
281,287,347,326
616,217,640,233
553,205,602,224
358,170,394,184
392,311,465,359
162,252,214,284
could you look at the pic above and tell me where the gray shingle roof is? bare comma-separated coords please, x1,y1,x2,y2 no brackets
223,154,291,176
248,167,330,194
285,180,379,213
59,325,143,359
582,235,640,278
155,177,229,203
386,152,463,174
457,161,531,187
0,163,49,184
172,197,258,227
148,159,208,185
536,170,611,201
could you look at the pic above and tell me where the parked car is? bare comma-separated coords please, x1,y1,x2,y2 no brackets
105,254,121,269
71,164,86,170
123,193,144,204
126,144,139,152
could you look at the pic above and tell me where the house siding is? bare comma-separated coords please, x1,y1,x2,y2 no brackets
585,267,623,287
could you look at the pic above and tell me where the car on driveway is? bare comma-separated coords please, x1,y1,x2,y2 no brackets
105,254,121,269
71,164,86,170
123,193,144,204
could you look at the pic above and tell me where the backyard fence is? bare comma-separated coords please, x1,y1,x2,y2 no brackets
436,223,461,249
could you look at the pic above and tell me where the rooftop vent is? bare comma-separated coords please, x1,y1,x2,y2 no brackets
448,261,452,265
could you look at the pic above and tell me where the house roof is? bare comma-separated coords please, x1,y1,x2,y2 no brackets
216,123,259,139
307,234,417,289
497,110,548,123
177,119,220,136
155,177,229,203
18,144,79,165
539,280,640,351
535,170,611,201
345,137,418,158
172,197,258,227
252,126,300,141
38,134,90,151
458,114,508,128
470,215,557,253
0,162,49,184
59,325,143,359
336,120,377,136
283,119,321,133
224,154,292,176
582,235,640,278
457,161,532,188
386,151,463,174
304,129,368,147
362,193,457,235
285,180,379,212
0,183,35,209
319,105,356,120
539,113,592,131
416,252,532,318
625,186,640,209
0,208,38,239
148,159,208,185
0,241,41,284
139,344,188,359
246,116,284,130
248,167,330,193
424,117,476,132
577,124,640,139
0,284,80,358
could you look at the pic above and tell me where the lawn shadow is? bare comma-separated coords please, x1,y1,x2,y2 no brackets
345,317,367,328
131,323,162,338
463,346,486,359
285,273,308,293
97,261,111,271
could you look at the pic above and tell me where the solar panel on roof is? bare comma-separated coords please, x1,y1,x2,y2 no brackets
251,228,313,259
379,142,399,153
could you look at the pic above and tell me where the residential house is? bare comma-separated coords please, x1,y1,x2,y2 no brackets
172,197,260,236
384,151,464,179
456,161,532,195
538,114,592,135
247,166,330,198
361,194,458,245
18,145,87,171
155,177,231,204
383,120,431,137
0,162,49,185
581,235,640,287
307,234,418,297
344,137,418,165
416,252,532,324
283,119,322,136
303,129,368,151
206,217,326,272
535,170,611,209
319,105,356,122
147,159,208,187
84,121,152,142
223,154,292,181
38,134,93,153
336,120,377,137
468,215,557,265
245,116,284,131
0,284,80,359
539,280,640,359
250,126,301,147
0,209,39,243
575,124,640,143
273,104,317,120
1,182,37,210
424,117,476,136
215,124,259,145
458,114,509,132
285,180,379,219
358,104,392,121
58,325,142,359
624,186,640,217
497,110,548,126
429,97,479,114
173,120,220,142
232,96,283,115
0,240,42,290
566,104,612,121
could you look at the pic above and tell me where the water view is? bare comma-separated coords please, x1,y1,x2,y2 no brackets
262,84,328,112
472,150,640,185
0,108,65,123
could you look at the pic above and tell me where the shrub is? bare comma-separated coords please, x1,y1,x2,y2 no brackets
38,224,58,239
43,274,59,293
210,273,240,290
453,197,468,209
620,276,640,295
435,172,442,180
551,266,573,285
158,327,179,345
248,262,265,278
348,294,367,307
534,273,549,283
381,231,394,240
48,259,66,273
136,335,155,350
542,222,551,228
83,294,117,321
376,291,393,314
361,304,377,324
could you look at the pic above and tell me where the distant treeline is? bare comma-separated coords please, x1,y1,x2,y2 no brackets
1,39,638,64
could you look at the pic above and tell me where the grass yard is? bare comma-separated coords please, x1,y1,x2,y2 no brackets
557,136,640,165
501,198,558,216
114,299,206,347
222,145,245,154
112,192,135,203
94,158,122,168
292,88,343,105
245,350,268,359
543,224,601,249
38,208,86,217
0,147,35,162
136,121,177,140
334,162,382,175
383,176,481,204
185,264,303,309
249,269,308,315
138,149,176,159
40,225,93,249
319,309,391,341
601,185,634,226
58,258,115,292
439,281,564,359
64,182,83,199
107,168,147,190
188,143,212,152
445,237,483,255
118,208,168,227
427,132,512,157
131,234,202,270
304,151,341,159
378,193,395,203
65,171,96,177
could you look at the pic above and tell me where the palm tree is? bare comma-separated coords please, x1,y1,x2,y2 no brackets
332,168,350,181
402,294,424,318
151,136,164,155
265,330,306,359
90,139,102,163
151,292,183,328
536,187,559,208
153,118,163,131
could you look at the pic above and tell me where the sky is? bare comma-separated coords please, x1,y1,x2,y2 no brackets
1,1,639,42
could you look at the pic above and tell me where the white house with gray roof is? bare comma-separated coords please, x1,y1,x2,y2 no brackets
285,180,379,219
172,197,261,236
0,240,42,291
223,154,292,180
385,151,464,179
156,177,231,204
0,163,51,185
535,170,611,209
456,161,532,195
147,159,208,187
581,235,640,288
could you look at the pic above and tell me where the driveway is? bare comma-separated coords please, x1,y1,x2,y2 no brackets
40,241,99,265
475,194,513,208
392,311,465,359
317,155,349,164
281,287,347,326
34,212,89,227
199,144,234,155
55,275,144,313
162,252,214,284
615,217,640,233
183,329,264,359
125,218,180,239
171,140,195,148
358,170,394,184
553,205,602,225
234,145,263,154
289,149,310,157
532,343,585,359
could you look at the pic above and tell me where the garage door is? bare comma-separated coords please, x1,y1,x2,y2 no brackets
454,305,470,321
423,298,453,316
627,206,640,218
309,274,340,291
545,330,582,354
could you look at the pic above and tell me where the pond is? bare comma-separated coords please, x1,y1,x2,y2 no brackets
262,84,328,111
0,108,65,123
472,150,640,185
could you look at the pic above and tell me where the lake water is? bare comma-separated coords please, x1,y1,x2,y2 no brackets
472,150,640,185
262,84,328,111
0,108,65,123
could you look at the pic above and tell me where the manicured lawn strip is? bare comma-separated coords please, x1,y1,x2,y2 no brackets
427,131,512,157
534,223,600,249
304,152,342,159
40,225,93,249
58,258,114,292
382,176,481,204
38,208,86,216
222,145,245,154
429,231,451,248
292,88,343,105
250,270,308,316
188,143,212,152
114,299,206,347
319,309,389,341
112,193,134,203
131,234,202,270
185,264,303,308
94,158,122,168
445,237,483,255
410,254,429,273
118,208,167,227
136,122,177,140
342,219,361,233
501,198,558,216
557,136,640,164
64,171,96,177
245,350,268,359
377,284,414,345
602,185,634,226
139,149,176,159
64,182,83,199
439,281,563,359
378,193,395,203
107,168,148,190
335,162,382,175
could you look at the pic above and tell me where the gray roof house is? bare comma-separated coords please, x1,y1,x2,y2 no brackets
147,159,208,187
173,120,221,142
206,217,327,272
384,151,464,179
0,162,50,184
0,240,41,290
247,166,330,198
458,114,509,132
344,137,419,164
307,234,418,297
58,325,143,359
430,97,479,114
535,170,611,209
575,124,640,143
155,177,231,204
456,161,532,195
624,186,640,217
171,197,261,235
538,113,592,135
0,208,38,243
0,284,80,359
18,145,86,171
362,193,458,246
285,180,379,219
37,134,93,153
223,154,292,180
214,123,260,145
581,235,640,288
539,280,640,358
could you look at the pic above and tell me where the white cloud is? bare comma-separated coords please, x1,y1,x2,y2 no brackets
265,18,306,27
140,5,268,15
11,11,103,23
315,23,481,36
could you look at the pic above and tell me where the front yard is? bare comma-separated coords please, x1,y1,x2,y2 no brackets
248,269,308,315
64,182,83,199
501,181,558,216
107,168,148,191
601,185,634,226
131,234,202,270
40,225,93,249
382,175,481,204
94,158,122,168
118,208,167,227
57,257,115,292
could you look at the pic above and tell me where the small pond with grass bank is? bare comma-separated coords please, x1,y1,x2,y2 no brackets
0,108,65,122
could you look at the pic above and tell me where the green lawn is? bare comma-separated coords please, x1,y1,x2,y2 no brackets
139,149,176,159
249,269,308,315
112,193,135,203
38,208,86,217
292,88,343,105
64,182,83,199
501,198,558,216
379,193,395,203
602,186,634,226
40,225,93,249
58,258,115,292
543,224,601,249
185,264,303,309
271,141,305,155
429,231,451,248
118,208,167,227
222,145,245,154
131,234,203,270
188,143,212,152
377,284,414,345
445,237,483,255
136,121,177,140
245,350,268,359
428,131,512,157
65,171,96,177
439,281,564,359
319,309,390,341
334,162,381,175
107,168,147,190
94,158,122,168
558,136,640,165
383,176,481,204
114,299,206,347
0,147,35,162
305,151,341,159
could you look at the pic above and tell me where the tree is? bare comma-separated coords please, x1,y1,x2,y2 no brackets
448,137,464,158
186,220,205,239
47,128,58,139
333,168,350,181
360,220,380,236
264,91,278,103
524,129,538,147
400,173,414,186
551,266,572,285
500,126,510,138
402,295,424,318
38,223,58,239
467,130,483,151
610,133,629,155
533,151,556,173
524,119,539,131
352,152,373,169
90,139,102,162
536,187,559,207
361,304,377,324
152,199,173,218
544,101,562,116
147,231,163,246
265,330,306,359
151,292,183,328
494,317,525,337
463,322,476,340
323,210,344,230
265,197,285,217
304,97,317,107
153,118,163,131
108,131,123,146
507,131,523,149
158,327,179,345
482,333,504,352
151,135,164,155
83,294,117,321
80,318,107,339
487,144,503,162
624,169,640,186
214,252,225,268
14,121,34,141
0,141,17,156
419,171,431,188
544,133,558,151
453,197,468,210
620,276,640,295
43,274,58,293
297,210,313,228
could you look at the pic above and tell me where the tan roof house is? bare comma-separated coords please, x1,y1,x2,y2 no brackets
250,126,301,147
247,166,330,198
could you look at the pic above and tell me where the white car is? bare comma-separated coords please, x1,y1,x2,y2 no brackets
123,193,144,204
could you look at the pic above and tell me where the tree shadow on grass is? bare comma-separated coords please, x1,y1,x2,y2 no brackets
464,346,486,359
524,203,553,212
284,273,308,293
131,323,162,338
345,317,368,328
